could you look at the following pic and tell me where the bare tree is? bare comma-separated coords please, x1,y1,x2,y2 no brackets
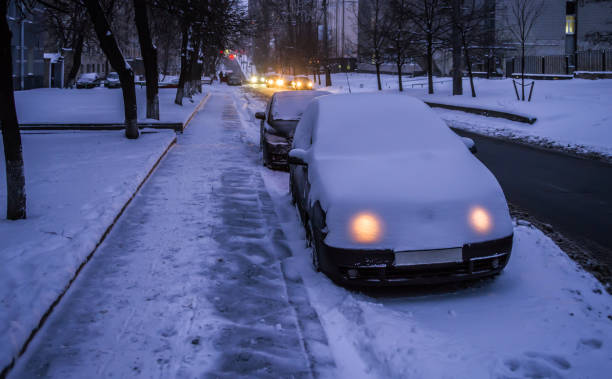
40,0,91,87
450,0,462,95
322,0,331,86
134,0,159,119
358,0,390,91
406,0,449,94
386,0,414,91
1,0,34,220
83,0,139,138
507,0,543,101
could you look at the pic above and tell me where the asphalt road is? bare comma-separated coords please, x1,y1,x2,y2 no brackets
245,83,612,268
455,129,612,267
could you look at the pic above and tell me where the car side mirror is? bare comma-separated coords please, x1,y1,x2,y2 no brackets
462,137,477,154
255,112,266,120
288,148,308,166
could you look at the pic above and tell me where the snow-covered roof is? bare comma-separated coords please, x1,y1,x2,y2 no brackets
313,93,463,156
43,53,62,63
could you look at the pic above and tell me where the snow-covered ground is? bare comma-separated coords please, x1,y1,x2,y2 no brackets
234,85,612,378
3,84,611,378
14,87,206,124
319,73,612,159
0,131,176,371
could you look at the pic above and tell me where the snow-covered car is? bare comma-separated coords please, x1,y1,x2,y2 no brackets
288,94,514,286
202,76,213,85
76,73,101,89
255,90,330,170
105,72,120,88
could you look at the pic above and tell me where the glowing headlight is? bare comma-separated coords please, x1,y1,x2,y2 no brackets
276,79,284,86
307,82,313,87
250,76,258,84
469,206,493,234
260,77,265,82
350,212,383,244
297,81,303,87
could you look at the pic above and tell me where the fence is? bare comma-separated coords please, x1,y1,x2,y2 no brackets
576,50,611,72
509,50,611,75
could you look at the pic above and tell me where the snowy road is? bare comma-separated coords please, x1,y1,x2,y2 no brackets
9,85,612,379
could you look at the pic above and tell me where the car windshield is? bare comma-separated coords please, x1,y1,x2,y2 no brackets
271,91,327,121
79,73,97,81
108,73,119,79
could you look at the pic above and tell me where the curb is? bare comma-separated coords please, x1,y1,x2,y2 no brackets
0,135,177,379
19,123,183,132
424,101,537,124
182,92,211,132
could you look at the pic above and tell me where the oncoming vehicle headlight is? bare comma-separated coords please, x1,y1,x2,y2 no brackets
297,81,303,88
276,79,284,86
307,82,313,88
350,212,383,244
260,76,266,83
250,76,258,84
469,206,493,234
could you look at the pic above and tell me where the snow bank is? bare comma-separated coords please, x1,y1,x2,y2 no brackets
0,131,176,371
258,165,612,379
14,87,206,125
326,73,612,158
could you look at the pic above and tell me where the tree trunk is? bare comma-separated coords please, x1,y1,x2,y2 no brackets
451,0,462,95
133,0,159,120
375,61,382,91
427,32,434,94
1,2,26,220
397,59,403,92
65,32,84,87
322,0,332,86
84,0,138,139
464,47,476,97
462,35,476,97
521,42,525,101
174,25,189,105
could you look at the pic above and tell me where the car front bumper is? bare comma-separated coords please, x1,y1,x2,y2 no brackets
320,235,513,286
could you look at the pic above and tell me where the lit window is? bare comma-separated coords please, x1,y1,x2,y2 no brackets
566,15,575,35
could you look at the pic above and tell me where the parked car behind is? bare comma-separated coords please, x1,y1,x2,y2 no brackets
227,74,242,86
76,73,101,89
105,72,120,88
255,90,330,170
288,93,514,286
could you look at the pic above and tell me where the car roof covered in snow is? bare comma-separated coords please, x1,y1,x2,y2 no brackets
271,90,331,121
310,93,463,156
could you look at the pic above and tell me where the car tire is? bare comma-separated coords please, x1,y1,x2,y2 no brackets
308,220,321,272
262,139,270,167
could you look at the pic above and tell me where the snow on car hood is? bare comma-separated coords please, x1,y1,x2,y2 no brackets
309,150,513,251
300,93,513,251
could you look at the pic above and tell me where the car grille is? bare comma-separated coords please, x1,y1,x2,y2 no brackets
339,253,510,282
